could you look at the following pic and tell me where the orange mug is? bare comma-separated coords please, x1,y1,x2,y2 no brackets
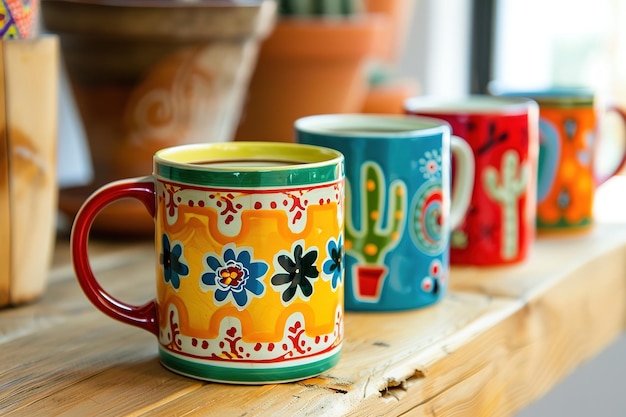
499,88,626,233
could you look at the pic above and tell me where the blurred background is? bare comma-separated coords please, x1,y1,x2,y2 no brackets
401,1,626,416
52,0,626,414
57,0,626,181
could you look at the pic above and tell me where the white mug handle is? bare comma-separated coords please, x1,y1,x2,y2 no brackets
449,135,475,229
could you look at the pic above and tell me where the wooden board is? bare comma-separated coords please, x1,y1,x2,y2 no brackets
1,178,626,416
3,37,59,305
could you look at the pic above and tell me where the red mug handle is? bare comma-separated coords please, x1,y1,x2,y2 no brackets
70,177,159,335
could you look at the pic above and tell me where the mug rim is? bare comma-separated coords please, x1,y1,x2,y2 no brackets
487,82,596,105
153,142,344,188
294,113,450,138
404,94,536,115
154,141,344,171
494,89,595,106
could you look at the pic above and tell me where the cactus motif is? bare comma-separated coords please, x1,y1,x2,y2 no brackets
345,161,406,265
450,229,468,249
483,150,528,260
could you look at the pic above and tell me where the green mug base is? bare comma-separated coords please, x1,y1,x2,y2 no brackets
536,226,594,237
536,218,593,235
158,346,342,384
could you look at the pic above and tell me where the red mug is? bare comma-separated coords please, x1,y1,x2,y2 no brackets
405,95,539,266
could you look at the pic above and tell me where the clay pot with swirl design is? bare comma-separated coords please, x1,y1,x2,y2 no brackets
41,0,276,235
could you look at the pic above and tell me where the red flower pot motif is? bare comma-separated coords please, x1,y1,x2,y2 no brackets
353,264,388,301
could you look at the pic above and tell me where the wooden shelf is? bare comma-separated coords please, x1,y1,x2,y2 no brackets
2,177,626,416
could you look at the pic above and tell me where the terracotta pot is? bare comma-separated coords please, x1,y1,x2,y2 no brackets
363,0,415,64
41,0,276,236
361,77,419,114
358,0,419,114
234,14,387,142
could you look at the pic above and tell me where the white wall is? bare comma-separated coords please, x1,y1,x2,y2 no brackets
397,0,472,97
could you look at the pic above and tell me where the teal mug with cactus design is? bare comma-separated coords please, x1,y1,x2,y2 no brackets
296,114,474,311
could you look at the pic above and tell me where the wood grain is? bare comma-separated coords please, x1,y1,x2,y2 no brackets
1,182,626,416
348,241,626,416
0,240,517,416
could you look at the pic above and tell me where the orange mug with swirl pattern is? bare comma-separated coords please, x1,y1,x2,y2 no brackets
500,88,626,233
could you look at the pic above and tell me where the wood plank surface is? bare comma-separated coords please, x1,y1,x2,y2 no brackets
1,179,626,416
1,242,517,416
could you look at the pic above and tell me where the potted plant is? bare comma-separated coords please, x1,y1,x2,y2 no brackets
360,0,419,114
41,0,277,235
234,0,389,142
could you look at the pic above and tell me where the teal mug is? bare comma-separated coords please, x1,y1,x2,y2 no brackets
296,114,474,311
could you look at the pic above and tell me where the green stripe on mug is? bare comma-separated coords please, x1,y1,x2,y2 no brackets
154,142,343,187
159,347,342,384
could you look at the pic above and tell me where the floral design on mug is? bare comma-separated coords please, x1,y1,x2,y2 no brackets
477,121,509,155
540,177,592,227
322,235,344,290
160,304,343,364
420,258,445,295
537,114,595,229
160,180,343,235
418,149,442,180
164,183,182,217
160,234,189,290
564,118,577,139
577,130,594,166
271,242,319,303
409,180,445,255
200,243,268,309
410,147,446,255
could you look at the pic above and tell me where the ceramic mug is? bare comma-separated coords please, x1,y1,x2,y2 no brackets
71,142,345,384
405,95,539,266
296,114,474,311
494,88,626,233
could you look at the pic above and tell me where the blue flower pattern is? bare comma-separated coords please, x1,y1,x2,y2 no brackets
201,244,268,309
160,234,189,290
322,235,343,289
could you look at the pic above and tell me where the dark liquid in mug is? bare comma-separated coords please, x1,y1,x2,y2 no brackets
190,159,305,168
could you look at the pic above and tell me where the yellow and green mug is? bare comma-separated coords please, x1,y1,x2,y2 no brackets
71,142,345,384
